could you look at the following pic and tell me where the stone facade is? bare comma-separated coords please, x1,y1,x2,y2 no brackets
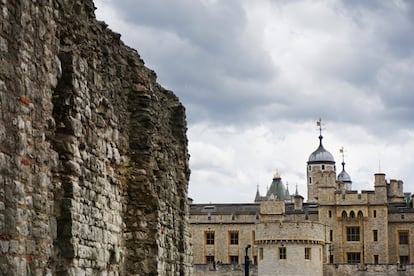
0,0,191,275
256,220,326,276
190,129,414,276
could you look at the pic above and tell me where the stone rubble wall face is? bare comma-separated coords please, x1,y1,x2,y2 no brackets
0,1,191,275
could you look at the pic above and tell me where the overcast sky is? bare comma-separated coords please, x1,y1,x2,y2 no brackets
94,0,414,203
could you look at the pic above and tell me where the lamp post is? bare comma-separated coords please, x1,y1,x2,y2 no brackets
245,244,251,276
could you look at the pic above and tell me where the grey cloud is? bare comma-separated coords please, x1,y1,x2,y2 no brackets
96,0,414,138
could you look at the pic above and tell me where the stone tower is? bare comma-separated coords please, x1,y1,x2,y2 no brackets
337,148,352,192
307,120,336,202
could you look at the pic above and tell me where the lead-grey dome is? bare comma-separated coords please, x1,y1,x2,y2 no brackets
338,162,351,182
338,170,351,182
308,135,335,163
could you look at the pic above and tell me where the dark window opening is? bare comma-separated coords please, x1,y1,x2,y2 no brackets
206,232,215,245
230,232,239,245
305,248,311,260
400,255,409,264
347,227,360,241
347,252,361,264
229,255,239,264
206,255,215,264
399,231,409,244
279,247,287,260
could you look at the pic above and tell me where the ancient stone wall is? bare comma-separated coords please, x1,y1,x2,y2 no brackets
324,264,414,276
0,0,191,275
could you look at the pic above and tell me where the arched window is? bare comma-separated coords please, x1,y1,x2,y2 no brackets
357,211,363,219
342,211,347,219
350,211,355,219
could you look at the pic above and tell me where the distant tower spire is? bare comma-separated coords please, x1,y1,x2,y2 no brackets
340,146,345,170
254,184,261,202
316,118,323,146
295,184,299,196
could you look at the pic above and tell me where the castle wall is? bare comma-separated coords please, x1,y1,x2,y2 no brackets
256,221,326,276
190,212,258,265
0,1,191,275
324,264,414,276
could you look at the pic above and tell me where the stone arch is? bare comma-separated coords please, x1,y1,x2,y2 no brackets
350,211,355,218
357,210,363,219
341,211,347,219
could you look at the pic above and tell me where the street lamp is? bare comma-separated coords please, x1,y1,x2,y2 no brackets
245,244,251,276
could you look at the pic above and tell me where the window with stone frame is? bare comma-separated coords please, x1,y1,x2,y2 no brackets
400,255,409,264
374,255,379,264
346,226,360,241
399,231,409,244
347,252,360,264
229,231,239,245
206,255,215,264
229,255,239,264
279,247,287,260
205,232,215,245
305,248,311,260
373,230,378,242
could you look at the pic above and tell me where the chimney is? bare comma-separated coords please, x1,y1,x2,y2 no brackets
294,195,304,211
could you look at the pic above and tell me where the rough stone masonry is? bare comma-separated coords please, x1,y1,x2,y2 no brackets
0,0,192,275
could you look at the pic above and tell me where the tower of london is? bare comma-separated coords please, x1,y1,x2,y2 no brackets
190,122,414,276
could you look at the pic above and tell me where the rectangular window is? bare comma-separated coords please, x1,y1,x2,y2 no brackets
328,210,332,218
374,255,379,264
347,227,360,241
206,255,215,264
229,231,239,245
205,232,215,245
329,255,334,264
373,230,378,242
330,230,333,242
279,247,287,260
229,255,239,264
305,248,311,260
259,248,263,261
373,210,377,218
399,231,409,244
400,255,409,264
347,252,361,264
